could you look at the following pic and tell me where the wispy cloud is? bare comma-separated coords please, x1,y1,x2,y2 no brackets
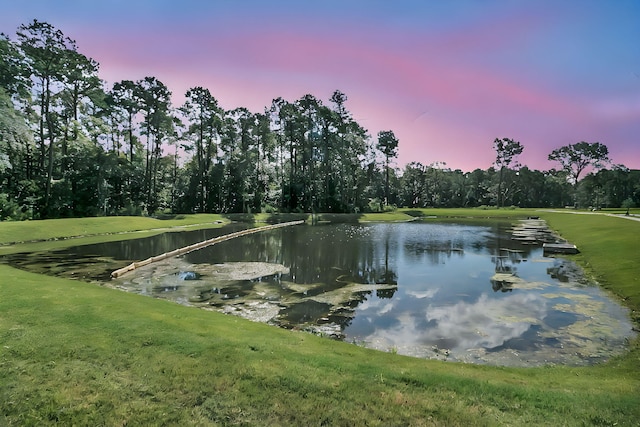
2,0,638,170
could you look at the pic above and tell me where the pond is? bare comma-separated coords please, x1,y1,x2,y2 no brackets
5,220,635,366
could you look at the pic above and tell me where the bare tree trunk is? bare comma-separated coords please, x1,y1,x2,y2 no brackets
43,76,55,216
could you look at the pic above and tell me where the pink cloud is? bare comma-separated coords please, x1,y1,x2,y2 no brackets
77,14,638,172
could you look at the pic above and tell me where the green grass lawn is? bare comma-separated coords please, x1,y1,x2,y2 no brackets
542,212,640,324
0,214,230,245
1,211,639,426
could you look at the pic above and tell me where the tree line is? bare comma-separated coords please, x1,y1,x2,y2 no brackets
1,20,638,220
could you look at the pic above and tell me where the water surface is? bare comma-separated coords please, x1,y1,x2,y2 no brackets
5,221,635,366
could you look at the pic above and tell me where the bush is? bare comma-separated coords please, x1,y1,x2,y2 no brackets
0,193,19,220
367,198,382,212
118,203,143,216
621,197,636,209
262,203,278,214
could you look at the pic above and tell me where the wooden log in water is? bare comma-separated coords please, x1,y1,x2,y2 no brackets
111,220,305,278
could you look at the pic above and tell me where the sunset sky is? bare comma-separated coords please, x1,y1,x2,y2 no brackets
2,0,639,172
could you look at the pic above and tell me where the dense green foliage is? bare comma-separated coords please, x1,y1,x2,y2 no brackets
1,212,638,425
2,20,639,221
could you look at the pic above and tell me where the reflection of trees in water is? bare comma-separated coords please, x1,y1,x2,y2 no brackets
490,277,513,293
377,227,398,296
399,222,534,267
492,255,522,273
277,224,400,324
489,227,531,293
278,225,399,288
546,261,587,285
547,265,569,283
491,254,514,293
102,224,248,261
402,240,466,265
376,287,397,299
403,244,466,265
192,224,399,317
5,227,249,282
490,254,526,293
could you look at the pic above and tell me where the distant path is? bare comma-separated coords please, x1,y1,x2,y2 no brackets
111,220,305,278
537,209,640,222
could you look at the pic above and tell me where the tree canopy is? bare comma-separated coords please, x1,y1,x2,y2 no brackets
548,141,610,185
493,137,524,208
0,20,637,220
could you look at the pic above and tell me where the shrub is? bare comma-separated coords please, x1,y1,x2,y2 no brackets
0,193,19,220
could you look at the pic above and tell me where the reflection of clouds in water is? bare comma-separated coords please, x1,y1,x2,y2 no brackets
378,302,395,315
360,293,548,353
426,293,547,350
358,297,397,315
406,288,439,299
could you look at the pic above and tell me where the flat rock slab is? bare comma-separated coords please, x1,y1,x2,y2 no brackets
543,243,579,254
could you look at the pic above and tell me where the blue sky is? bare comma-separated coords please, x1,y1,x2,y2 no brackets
2,0,639,171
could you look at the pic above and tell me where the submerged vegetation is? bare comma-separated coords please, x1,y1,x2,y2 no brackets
1,210,639,425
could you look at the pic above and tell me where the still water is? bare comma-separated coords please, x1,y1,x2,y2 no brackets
6,221,635,366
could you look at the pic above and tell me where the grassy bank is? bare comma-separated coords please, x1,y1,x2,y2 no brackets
1,211,639,425
0,214,230,245
542,212,640,324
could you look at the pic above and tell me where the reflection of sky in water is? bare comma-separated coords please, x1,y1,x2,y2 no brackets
28,219,632,366
350,292,548,354
342,222,635,364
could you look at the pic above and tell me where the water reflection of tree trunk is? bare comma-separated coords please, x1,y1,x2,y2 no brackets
491,228,515,292
377,232,398,299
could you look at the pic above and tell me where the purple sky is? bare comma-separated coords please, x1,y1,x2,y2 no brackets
2,0,639,172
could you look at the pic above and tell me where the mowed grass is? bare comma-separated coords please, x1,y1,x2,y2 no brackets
0,214,229,245
542,212,640,324
1,211,639,426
